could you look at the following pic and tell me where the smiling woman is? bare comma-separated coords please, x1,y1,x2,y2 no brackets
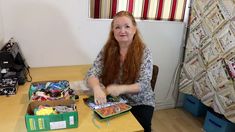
85,11,156,132
89,0,187,21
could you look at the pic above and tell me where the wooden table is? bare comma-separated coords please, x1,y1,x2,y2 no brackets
0,65,143,132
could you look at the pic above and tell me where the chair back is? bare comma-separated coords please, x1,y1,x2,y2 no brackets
151,65,159,91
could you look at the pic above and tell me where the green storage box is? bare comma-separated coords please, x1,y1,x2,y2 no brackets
28,80,75,101
25,99,78,131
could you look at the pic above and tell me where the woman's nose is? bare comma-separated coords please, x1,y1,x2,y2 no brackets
120,27,125,32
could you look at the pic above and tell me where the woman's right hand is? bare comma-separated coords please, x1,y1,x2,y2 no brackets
93,86,107,105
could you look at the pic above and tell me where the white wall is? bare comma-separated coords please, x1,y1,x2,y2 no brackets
0,0,4,48
1,0,185,109
139,21,185,109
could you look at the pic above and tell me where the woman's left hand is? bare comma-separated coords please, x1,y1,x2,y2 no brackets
106,84,125,97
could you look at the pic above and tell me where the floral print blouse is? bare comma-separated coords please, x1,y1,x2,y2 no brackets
86,47,156,108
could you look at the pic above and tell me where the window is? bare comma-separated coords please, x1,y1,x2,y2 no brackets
90,0,187,21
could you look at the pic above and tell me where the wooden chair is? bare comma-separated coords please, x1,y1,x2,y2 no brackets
151,65,159,91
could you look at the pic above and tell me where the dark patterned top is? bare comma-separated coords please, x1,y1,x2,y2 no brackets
85,47,156,108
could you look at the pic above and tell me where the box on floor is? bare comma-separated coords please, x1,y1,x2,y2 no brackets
203,111,235,132
183,94,208,117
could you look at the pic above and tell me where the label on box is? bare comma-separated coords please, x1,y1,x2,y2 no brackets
69,116,74,125
29,118,36,130
50,121,66,129
38,118,45,129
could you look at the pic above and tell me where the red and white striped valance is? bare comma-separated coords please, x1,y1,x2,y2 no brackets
90,0,187,21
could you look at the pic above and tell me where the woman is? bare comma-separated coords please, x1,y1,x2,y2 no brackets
86,11,155,132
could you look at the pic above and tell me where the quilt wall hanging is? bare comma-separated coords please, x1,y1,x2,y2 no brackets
179,0,235,123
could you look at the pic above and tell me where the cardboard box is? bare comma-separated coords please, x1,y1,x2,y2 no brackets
183,94,207,117
203,111,235,132
28,80,75,101
25,99,78,131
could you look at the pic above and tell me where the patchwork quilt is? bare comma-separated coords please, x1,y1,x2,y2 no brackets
179,0,235,123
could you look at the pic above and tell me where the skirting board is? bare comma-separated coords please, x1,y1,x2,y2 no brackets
155,96,184,110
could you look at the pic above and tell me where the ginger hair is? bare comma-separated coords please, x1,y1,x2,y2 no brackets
101,11,145,86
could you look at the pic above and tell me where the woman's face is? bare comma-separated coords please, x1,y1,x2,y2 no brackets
112,16,136,46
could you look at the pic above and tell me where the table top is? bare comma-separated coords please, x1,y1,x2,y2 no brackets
0,65,143,132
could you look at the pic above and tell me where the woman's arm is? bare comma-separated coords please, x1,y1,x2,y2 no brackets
136,47,153,92
106,83,139,96
85,50,107,104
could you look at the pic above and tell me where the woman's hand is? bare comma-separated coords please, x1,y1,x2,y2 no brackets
87,76,107,105
93,86,107,105
106,84,126,97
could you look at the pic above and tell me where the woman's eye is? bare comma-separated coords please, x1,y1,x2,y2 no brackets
125,25,130,28
115,26,120,29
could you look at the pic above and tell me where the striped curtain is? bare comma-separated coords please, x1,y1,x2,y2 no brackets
90,0,187,21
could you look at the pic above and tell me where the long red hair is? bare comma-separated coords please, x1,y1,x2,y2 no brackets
101,11,145,86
